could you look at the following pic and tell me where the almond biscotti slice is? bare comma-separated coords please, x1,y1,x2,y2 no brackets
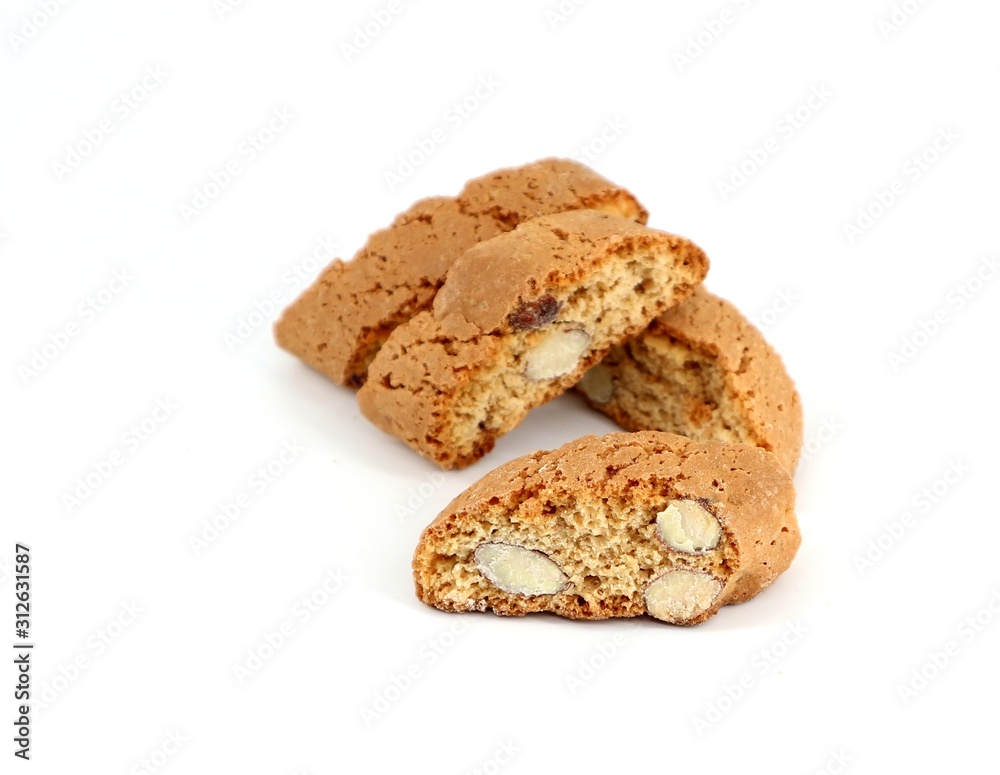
577,287,803,473
274,158,647,387
357,210,709,469
413,431,800,625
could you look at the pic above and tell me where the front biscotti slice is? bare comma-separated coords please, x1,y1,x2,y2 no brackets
357,210,709,469
577,287,803,473
274,158,647,387
413,431,800,625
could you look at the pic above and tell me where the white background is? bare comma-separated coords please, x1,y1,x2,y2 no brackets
2,0,999,772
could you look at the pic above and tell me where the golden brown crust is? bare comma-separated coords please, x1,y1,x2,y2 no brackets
413,431,800,624
357,310,504,465
274,159,647,386
358,211,709,469
433,209,675,332
581,287,803,473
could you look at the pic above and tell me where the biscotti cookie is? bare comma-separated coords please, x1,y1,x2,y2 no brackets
357,210,709,469
413,431,800,625
274,158,647,387
578,287,803,473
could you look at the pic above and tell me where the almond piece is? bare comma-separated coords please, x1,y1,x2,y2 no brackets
524,328,590,381
644,569,724,623
578,363,614,404
655,499,721,554
474,542,569,596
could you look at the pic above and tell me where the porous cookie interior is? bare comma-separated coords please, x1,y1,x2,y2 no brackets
441,245,696,463
424,491,737,623
584,336,757,448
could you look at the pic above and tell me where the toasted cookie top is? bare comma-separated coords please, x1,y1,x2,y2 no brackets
434,210,706,333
